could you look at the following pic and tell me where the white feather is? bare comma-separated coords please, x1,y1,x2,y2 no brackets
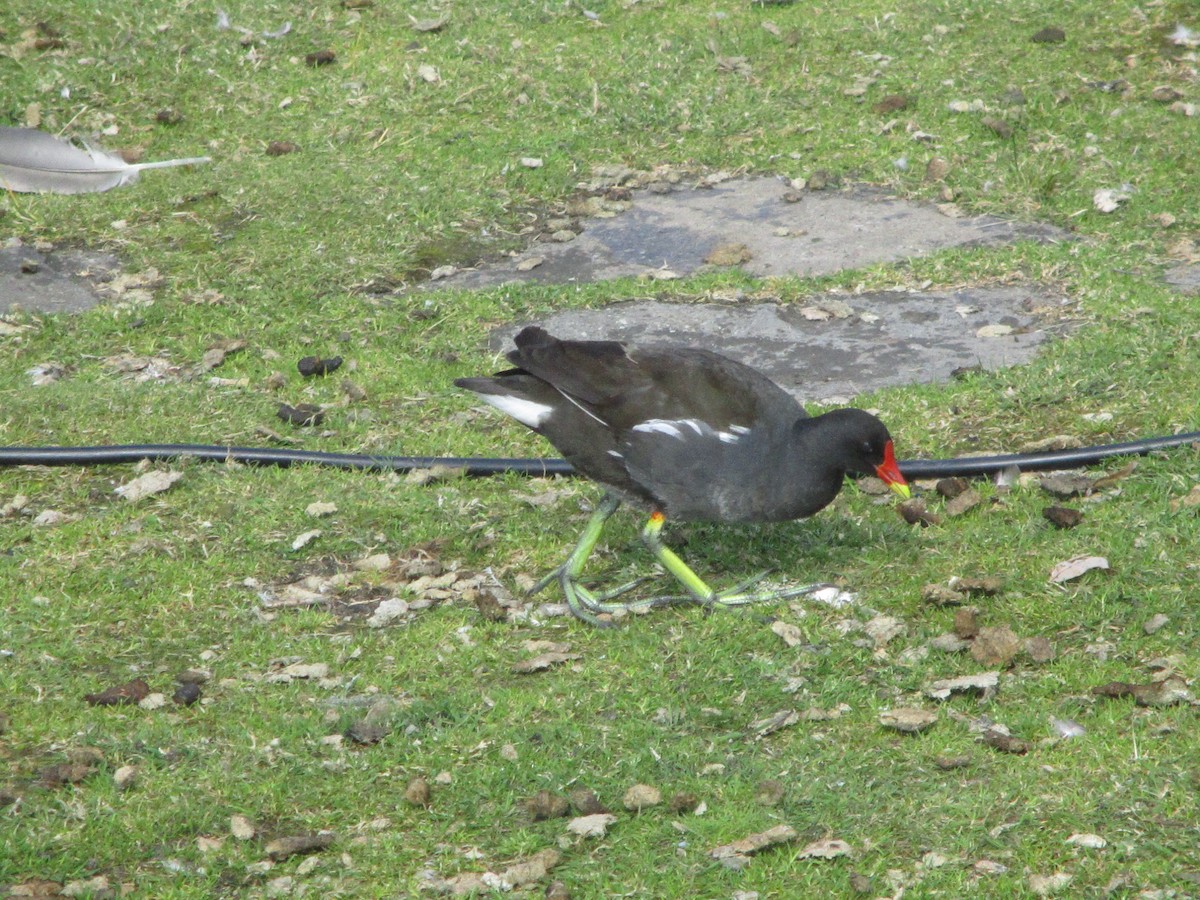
0,127,209,195
478,393,553,428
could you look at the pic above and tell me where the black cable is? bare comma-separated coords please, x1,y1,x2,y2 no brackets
0,445,573,477
896,431,1200,478
0,431,1196,477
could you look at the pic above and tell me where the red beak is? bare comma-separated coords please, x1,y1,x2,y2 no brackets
874,440,910,499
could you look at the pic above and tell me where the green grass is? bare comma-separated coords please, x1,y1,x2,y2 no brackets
3,0,1200,896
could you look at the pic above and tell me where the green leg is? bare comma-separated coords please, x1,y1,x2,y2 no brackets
641,512,830,609
528,494,663,626
530,501,830,624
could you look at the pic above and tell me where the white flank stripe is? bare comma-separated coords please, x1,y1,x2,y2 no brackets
717,424,748,444
480,393,553,428
632,419,684,439
634,418,746,444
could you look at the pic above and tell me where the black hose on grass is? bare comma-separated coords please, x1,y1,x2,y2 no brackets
0,431,1197,478
896,431,1200,478
0,445,571,476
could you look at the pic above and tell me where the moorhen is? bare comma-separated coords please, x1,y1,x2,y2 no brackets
456,326,910,625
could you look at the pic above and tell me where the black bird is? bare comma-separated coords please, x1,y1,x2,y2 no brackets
456,326,909,624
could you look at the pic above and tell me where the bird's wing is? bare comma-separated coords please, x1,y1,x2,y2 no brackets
505,326,639,408
509,327,804,432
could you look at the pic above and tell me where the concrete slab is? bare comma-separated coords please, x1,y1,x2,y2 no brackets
442,179,1069,290
1165,263,1200,294
0,242,120,315
493,286,1064,404
1,178,1073,405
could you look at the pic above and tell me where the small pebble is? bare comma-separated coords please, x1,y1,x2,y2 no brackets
1143,613,1169,635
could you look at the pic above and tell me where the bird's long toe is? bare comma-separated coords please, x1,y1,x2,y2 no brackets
707,579,832,608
